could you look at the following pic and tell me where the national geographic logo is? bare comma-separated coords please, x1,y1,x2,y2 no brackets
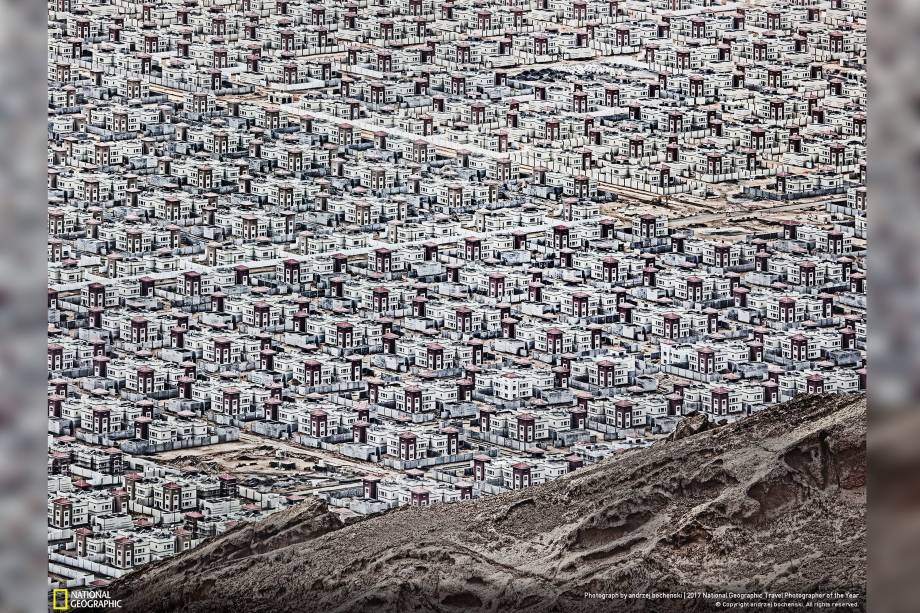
50,589,122,611
51,589,67,611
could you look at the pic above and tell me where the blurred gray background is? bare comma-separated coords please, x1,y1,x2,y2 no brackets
0,0,49,611
870,1,920,612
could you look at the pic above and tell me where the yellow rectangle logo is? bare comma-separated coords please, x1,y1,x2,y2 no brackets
52,588,69,610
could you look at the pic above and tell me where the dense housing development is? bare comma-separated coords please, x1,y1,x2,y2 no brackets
47,0,866,591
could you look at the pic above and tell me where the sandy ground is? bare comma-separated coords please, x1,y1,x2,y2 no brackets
152,430,400,501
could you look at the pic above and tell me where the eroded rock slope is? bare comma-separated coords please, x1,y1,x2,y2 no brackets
107,394,867,613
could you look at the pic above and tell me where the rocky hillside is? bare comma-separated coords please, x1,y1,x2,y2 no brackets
107,394,866,613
